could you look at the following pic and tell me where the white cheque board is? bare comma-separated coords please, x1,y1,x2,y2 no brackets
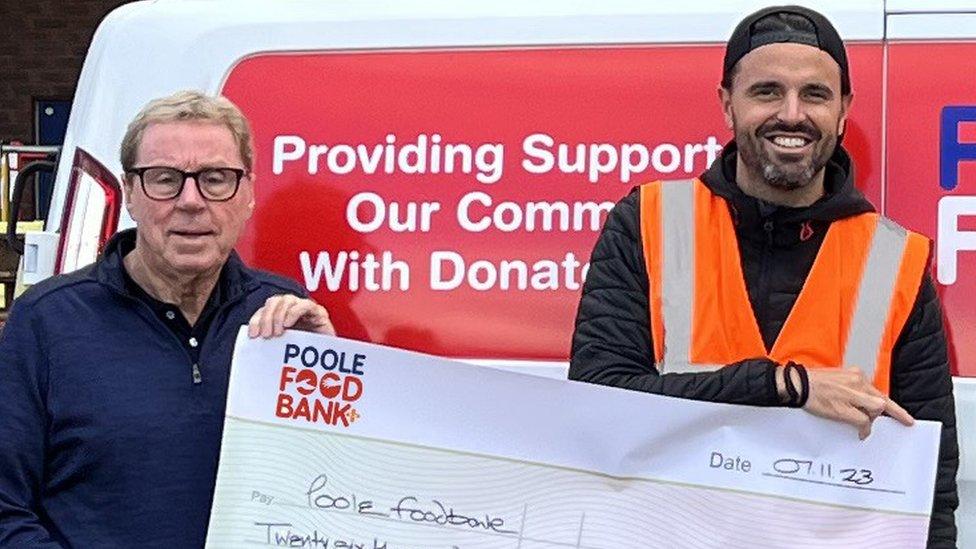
206,328,940,549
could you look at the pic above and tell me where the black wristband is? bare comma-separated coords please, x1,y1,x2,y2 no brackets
794,362,810,408
783,362,800,407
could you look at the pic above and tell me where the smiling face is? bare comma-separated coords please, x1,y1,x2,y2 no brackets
720,42,851,194
123,120,254,278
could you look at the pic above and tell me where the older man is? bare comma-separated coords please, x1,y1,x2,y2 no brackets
570,6,958,546
0,91,333,547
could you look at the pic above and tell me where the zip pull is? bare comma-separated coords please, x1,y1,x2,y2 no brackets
763,220,775,245
192,363,203,385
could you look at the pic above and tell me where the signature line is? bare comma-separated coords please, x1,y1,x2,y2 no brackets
761,473,906,494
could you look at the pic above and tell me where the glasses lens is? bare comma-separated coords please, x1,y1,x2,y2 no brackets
198,168,240,200
142,167,183,199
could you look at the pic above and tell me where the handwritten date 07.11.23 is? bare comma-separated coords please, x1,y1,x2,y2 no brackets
772,458,874,486
708,452,875,487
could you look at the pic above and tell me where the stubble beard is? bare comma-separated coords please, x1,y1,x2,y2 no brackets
735,119,836,192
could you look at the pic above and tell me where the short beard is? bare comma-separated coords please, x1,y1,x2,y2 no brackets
735,119,835,191
761,161,817,191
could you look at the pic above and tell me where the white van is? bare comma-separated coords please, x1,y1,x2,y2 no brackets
7,0,976,542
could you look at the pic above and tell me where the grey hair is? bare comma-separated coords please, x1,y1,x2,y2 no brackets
120,90,254,171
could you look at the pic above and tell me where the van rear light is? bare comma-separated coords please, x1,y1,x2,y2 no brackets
56,149,121,274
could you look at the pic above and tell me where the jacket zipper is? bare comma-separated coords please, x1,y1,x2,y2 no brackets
191,290,250,385
113,288,251,386
126,297,202,385
757,219,775,351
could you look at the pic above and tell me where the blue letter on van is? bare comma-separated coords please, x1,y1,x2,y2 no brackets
941,106,976,191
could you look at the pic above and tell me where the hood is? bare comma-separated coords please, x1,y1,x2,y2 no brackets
699,142,875,247
700,141,875,222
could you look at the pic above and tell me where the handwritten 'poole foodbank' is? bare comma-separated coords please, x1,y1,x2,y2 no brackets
275,344,366,427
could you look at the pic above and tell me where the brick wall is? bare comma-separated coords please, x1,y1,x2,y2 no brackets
0,0,132,142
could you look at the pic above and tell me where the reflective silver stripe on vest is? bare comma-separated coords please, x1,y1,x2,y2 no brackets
658,180,696,374
843,217,908,380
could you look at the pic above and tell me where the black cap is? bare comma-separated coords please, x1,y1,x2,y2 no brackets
723,5,850,95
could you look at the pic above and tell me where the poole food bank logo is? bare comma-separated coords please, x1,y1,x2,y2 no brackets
275,344,365,427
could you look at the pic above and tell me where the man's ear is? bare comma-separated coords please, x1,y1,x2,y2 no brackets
121,174,135,216
244,174,255,219
838,93,853,136
718,85,734,130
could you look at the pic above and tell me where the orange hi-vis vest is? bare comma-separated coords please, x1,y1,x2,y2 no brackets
638,179,931,395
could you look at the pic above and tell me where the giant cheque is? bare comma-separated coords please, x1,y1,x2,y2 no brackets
205,329,940,548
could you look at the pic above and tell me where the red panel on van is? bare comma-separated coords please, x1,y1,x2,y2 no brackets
223,45,882,359
886,42,976,376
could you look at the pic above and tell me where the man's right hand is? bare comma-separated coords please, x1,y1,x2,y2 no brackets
777,367,915,439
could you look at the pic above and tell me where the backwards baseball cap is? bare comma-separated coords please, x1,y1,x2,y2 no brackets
723,5,851,95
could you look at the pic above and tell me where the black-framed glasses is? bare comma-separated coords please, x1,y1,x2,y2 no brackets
125,166,246,202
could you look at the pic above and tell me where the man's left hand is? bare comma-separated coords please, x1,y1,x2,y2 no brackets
248,295,336,338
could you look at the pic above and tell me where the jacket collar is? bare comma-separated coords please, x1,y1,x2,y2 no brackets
93,228,259,300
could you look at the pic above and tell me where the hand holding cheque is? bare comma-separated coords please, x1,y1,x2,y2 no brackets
776,366,915,439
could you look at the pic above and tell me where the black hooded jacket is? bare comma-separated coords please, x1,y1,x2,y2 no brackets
569,143,959,547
